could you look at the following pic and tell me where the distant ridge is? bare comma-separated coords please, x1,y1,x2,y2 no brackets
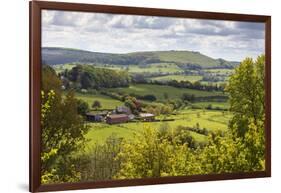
42,47,239,68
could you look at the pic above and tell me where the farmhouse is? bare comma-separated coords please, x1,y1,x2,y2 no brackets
86,111,108,122
138,113,155,122
116,106,131,115
106,114,129,124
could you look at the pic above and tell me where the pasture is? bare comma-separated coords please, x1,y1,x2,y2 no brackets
53,63,77,73
105,83,225,101
151,75,203,83
85,109,232,148
99,63,184,74
75,93,123,109
192,101,230,109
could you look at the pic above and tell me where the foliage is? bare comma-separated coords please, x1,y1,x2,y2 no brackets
41,68,90,184
42,65,62,94
63,65,130,89
115,126,181,178
76,99,89,116
144,103,173,116
124,96,142,114
78,135,123,181
182,93,195,102
114,126,252,178
226,54,265,170
197,132,249,173
226,55,265,139
92,100,102,110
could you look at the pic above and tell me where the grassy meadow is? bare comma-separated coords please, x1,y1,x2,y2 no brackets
85,108,231,147
150,75,203,83
105,83,224,100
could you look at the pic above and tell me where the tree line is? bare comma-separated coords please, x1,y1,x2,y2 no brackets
59,65,130,90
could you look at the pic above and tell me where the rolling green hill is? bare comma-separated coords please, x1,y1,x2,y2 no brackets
42,47,239,68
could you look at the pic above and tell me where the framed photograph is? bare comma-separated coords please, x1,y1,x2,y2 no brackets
30,1,271,192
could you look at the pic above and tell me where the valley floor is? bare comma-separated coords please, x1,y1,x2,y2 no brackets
73,88,232,150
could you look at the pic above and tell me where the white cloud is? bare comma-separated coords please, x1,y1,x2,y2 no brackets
42,10,265,61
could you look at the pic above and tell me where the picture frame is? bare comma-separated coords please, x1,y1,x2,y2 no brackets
30,1,271,192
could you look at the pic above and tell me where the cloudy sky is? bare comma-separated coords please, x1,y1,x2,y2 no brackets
42,10,265,61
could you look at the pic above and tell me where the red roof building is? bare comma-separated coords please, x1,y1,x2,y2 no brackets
106,114,129,124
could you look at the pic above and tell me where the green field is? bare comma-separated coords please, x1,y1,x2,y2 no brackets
53,63,77,73
75,93,123,109
193,101,230,109
155,51,220,68
85,109,232,148
105,84,225,101
99,63,184,74
151,75,203,83
203,68,234,74
72,84,230,149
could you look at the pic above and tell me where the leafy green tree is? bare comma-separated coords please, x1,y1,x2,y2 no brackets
92,100,101,110
41,90,89,184
197,132,249,174
42,65,61,94
66,65,130,89
124,96,141,114
115,126,172,178
76,99,90,116
80,72,92,89
78,135,123,181
226,54,265,170
226,55,265,138
41,66,89,184
114,126,200,179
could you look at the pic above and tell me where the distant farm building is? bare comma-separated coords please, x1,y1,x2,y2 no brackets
86,111,108,122
106,114,129,124
116,106,131,115
138,113,155,122
128,114,135,120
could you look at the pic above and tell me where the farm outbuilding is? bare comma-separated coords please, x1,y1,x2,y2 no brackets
106,114,129,124
86,112,108,122
116,106,132,115
138,113,155,122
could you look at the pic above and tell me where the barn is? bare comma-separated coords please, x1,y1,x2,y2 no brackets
106,114,129,124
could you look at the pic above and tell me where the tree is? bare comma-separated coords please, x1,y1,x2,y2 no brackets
65,65,130,89
124,96,141,114
181,93,195,102
92,100,101,110
41,66,89,184
76,99,90,116
114,126,201,179
80,72,92,89
226,55,265,139
197,132,249,174
226,55,265,170
42,65,62,94
78,135,123,181
142,94,157,101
